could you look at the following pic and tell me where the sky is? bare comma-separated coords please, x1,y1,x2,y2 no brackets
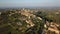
0,0,60,7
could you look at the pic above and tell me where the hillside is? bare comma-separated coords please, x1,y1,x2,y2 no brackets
0,8,60,34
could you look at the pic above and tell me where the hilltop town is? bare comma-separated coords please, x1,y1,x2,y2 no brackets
0,8,60,34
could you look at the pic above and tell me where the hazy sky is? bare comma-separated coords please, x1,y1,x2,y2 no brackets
0,0,60,7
